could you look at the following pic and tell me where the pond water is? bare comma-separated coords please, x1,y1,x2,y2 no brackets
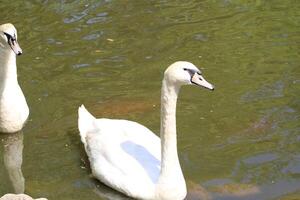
0,1,299,199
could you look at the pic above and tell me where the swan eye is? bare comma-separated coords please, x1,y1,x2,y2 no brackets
3,32,11,40
183,68,196,77
3,32,16,45
3,32,16,40
183,68,192,73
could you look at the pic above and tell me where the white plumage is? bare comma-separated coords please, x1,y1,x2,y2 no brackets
78,61,214,200
0,23,29,133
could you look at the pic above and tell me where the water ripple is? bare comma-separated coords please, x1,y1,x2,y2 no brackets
242,153,278,165
86,16,107,24
63,1,108,24
72,63,91,69
86,12,109,24
282,155,300,175
64,12,88,24
240,81,285,103
82,31,104,40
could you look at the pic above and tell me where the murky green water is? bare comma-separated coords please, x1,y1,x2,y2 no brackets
0,1,299,199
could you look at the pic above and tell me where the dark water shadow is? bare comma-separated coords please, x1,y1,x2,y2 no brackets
92,178,133,200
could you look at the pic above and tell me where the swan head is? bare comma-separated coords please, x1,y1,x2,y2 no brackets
164,61,214,90
0,23,22,55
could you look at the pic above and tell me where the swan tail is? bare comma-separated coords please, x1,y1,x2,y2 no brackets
78,105,97,146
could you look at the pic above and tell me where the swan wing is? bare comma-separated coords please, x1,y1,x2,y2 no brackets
78,106,161,199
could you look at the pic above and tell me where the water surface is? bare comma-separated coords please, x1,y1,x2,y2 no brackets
0,1,299,199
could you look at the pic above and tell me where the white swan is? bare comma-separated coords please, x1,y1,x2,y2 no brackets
0,23,29,133
78,61,214,200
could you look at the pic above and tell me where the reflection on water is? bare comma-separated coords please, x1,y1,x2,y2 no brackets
93,183,132,200
1,132,24,194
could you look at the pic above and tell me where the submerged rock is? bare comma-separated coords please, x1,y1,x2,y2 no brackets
0,194,47,200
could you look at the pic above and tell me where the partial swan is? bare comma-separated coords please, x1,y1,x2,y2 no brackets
0,23,29,133
0,194,47,200
78,61,214,200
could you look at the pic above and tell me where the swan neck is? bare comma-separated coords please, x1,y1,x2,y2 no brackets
0,49,18,91
159,79,182,179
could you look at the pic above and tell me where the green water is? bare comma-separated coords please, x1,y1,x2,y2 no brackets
0,1,299,199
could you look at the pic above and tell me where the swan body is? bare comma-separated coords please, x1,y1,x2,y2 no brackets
78,61,214,200
0,23,29,133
